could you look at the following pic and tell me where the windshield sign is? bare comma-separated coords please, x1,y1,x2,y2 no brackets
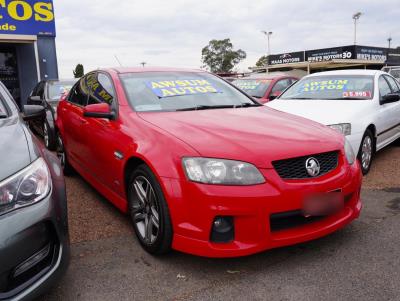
145,79,221,98
121,72,255,112
280,75,374,100
232,79,272,98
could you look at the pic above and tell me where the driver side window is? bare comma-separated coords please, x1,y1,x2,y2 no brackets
378,76,392,101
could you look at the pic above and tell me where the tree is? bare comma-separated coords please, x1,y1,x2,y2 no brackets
73,64,84,78
201,39,246,73
255,55,268,67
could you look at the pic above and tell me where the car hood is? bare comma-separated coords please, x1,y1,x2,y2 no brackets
267,99,371,125
138,106,343,168
0,118,31,181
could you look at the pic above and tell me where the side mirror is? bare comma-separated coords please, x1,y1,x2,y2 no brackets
83,103,115,119
381,93,400,104
269,91,282,101
28,95,42,105
23,105,46,121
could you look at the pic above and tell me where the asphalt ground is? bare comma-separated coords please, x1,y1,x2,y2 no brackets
40,143,400,301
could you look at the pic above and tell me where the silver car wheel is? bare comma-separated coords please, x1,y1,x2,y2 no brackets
44,123,49,148
361,135,373,170
131,176,160,244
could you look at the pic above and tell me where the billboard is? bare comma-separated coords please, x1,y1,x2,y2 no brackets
268,51,305,65
306,46,354,62
0,0,55,36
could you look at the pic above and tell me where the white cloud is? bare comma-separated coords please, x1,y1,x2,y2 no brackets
53,0,400,77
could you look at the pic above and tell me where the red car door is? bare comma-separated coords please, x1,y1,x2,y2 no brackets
81,72,127,198
60,78,89,167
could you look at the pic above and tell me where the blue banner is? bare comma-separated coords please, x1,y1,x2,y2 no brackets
0,0,55,36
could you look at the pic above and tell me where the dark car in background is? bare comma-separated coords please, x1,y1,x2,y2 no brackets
27,79,75,150
232,75,298,103
0,82,69,300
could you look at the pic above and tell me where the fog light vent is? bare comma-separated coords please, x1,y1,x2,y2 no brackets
210,216,234,243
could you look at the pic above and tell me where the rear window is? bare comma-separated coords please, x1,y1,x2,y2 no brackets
232,79,272,98
280,75,374,100
48,81,75,101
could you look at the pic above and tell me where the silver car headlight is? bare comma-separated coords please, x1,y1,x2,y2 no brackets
344,138,356,165
328,123,351,136
182,157,265,185
0,158,51,215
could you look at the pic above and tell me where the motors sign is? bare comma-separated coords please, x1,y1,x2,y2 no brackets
356,46,387,61
268,51,305,65
0,0,55,36
306,46,354,62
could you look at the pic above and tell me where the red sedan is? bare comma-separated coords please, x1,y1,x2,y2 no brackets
232,75,298,103
56,68,362,257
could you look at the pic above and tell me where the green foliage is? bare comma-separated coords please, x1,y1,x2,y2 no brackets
201,38,246,73
73,64,84,78
255,55,268,67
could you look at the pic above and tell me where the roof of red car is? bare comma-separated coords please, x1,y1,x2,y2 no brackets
106,67,205,74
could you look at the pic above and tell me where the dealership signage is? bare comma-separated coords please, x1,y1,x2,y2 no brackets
268,51,305,65
0,0,55,36
268,45,399,65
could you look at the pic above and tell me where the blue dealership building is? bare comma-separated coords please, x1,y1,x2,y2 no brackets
0,0,58,107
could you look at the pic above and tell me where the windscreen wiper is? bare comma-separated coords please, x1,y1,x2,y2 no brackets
176,105,236,111
237,102,261,107
0,113,7,118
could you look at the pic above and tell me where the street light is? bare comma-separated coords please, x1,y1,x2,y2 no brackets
352,12,362,45
261,30,273,57
140,62,146,67
388,37,392,48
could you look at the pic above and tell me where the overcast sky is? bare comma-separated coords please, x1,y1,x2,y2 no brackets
54,0,400,78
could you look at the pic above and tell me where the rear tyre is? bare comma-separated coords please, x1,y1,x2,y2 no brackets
44,121,57,151
128,164,172,255
56,133,74,175
357,129,375,175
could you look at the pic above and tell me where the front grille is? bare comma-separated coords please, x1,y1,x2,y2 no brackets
272,151,339,179
270,210,323,232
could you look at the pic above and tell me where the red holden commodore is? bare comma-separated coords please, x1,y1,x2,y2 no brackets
56,67,362,257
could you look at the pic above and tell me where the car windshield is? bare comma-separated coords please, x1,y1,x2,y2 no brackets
279,75,374,100
120,72,257,112
48,81,75,101
232,78,272,98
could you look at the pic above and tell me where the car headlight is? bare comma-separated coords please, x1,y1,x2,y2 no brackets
0,158,51,215
344,138,356,165
328,123,351,136
182,157,265,185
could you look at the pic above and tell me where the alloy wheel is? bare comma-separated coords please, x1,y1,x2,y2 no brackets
56,135,66,168
131,176,160,244
361,135,372,170
44,123,49,148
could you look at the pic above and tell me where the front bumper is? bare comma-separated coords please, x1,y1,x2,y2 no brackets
0,166,69,300
163,159,362,258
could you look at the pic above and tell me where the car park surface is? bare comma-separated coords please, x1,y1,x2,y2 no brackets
267,70,400,175
0,83,69,301
55,67,361,257
39,142,400,301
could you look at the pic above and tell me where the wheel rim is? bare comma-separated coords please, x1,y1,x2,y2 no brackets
131,176,160,244
361,136,373,170
44,123,49,147
56,135,66,168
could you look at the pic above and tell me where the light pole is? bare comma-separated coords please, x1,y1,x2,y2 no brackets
261,30,273,57
352,12,362,45
140,62,146,67
388,37,392,48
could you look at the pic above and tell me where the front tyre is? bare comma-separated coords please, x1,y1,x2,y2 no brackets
56,133,74,175
128,164,172,255
357,129,375,175
44,121,57,151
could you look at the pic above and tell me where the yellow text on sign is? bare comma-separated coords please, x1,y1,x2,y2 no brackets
0,1,54,22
